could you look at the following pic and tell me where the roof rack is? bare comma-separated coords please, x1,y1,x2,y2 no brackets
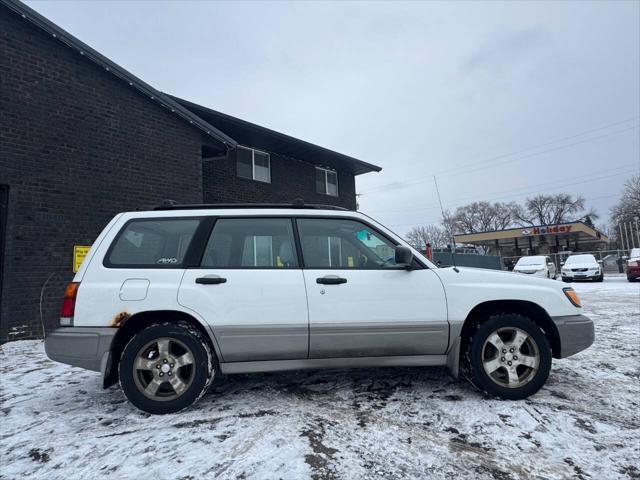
154,199,349,211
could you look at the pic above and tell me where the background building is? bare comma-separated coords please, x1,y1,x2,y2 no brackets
0,0,380,341
454,221,609,257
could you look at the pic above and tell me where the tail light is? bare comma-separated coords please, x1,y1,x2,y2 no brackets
60,282,80,326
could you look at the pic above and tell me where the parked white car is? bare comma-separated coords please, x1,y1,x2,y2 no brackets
45,203,594,414
561,254,603,282
513,256,557,279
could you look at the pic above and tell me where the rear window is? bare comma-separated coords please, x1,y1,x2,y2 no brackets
106,219,200,267
515,256,545,267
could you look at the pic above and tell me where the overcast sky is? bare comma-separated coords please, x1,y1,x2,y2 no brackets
26,0,640,233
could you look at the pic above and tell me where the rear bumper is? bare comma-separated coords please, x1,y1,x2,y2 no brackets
552,314,594,358
45,327,116,373
627,266,640,278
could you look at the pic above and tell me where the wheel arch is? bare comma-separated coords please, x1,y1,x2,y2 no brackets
459,300,561,359
103,310,221,388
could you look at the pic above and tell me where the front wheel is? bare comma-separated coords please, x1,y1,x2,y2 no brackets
119,322,216,414
468,314,552,400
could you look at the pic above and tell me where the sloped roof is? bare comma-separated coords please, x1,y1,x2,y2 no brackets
172,96,382,176
3,0,382,175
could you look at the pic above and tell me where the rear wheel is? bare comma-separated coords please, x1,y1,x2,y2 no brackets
119,322,216,414
467,314,551,400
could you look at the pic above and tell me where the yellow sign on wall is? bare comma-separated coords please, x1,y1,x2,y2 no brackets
73,245,91,273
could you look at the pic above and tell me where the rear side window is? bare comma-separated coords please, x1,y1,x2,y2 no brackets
106,219,200,267
201,218,298,268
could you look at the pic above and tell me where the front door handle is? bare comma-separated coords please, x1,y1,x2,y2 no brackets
316,275,347,285
196,275,227,285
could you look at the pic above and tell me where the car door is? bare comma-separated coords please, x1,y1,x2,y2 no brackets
297,217,449,359
178,217,308,362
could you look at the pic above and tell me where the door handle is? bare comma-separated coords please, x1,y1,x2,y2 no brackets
316,275,347,285
196,275,227,285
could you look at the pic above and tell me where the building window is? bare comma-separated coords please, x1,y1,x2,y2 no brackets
316,167,338,197
237,146,271,183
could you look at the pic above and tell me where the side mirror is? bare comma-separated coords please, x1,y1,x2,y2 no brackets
597,260,603,264
560,261,565,266
395,246,413,268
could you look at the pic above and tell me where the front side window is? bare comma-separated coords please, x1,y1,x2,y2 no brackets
315,167,338,197
107,219,200,267
237,146,271,183
297,218,398,269
201,218,298,268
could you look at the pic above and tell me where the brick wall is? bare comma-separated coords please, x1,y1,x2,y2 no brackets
203,149,357,210
0,9,203,341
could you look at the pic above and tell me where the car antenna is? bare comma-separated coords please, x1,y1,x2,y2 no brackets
433,176,459,272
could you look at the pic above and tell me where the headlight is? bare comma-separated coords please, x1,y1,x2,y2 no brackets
563,287,581,307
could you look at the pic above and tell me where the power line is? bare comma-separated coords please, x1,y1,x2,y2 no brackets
367,163,637,215
378,189,626,230
361,117,639,194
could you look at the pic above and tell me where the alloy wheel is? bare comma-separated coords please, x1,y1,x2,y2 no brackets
132,337,196,401
481,327,540,389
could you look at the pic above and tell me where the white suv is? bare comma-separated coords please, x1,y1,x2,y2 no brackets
45,203,594,414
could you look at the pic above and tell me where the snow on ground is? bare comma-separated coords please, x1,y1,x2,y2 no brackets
1,277,639,480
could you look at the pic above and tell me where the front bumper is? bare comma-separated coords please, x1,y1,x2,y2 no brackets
45,327,116,373
552,314,594,358
562,272,600,280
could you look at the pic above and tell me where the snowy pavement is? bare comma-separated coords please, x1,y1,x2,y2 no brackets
1,277,639,480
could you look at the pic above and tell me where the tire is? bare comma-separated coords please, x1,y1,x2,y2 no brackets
119,322,216,414
596,274,604,282
467,314,552,400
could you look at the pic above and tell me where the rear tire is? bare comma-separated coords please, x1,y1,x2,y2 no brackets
467,314,552,400
119,322,216,414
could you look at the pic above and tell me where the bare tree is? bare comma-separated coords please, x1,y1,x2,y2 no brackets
610,174,640,226
448,201,516,234
405,224,449,249
511,194,598,226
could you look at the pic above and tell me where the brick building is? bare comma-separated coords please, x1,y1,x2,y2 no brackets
0,0,381,341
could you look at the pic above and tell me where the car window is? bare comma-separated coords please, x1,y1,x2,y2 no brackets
201,218,298,268
297,218,398,269
108,219,200,267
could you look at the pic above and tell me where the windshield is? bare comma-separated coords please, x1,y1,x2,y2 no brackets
515,256,545,267
565,254,597,265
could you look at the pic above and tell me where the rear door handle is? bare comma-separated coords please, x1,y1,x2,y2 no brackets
196,275,227,285
316,275,347,285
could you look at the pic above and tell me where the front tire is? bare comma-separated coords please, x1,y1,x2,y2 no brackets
467,314,552,400
119,322,216,414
